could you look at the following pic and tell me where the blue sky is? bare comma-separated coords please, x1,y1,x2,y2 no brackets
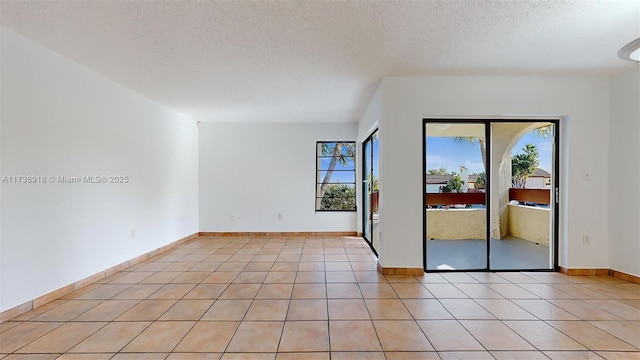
426,130,553,174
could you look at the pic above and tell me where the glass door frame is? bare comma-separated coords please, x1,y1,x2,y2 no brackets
422,118,560,272
362,129,379,256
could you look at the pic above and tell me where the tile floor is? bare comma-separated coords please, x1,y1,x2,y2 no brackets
1,236,639,360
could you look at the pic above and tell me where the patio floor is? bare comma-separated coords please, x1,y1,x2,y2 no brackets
426,236,551,270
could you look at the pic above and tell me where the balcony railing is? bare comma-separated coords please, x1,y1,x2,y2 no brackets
425,192,485,206
508,188,550,205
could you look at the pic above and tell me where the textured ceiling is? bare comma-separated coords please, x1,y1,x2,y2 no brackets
1,1,638,123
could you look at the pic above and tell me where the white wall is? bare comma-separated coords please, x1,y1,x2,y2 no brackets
370,76,610,269
609,66,640,277
199,122,357,232
0,28,199,312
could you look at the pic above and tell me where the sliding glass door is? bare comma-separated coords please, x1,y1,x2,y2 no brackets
363,130,379,254
424,120,558,271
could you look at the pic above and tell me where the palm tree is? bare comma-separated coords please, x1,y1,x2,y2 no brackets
319,142,355,199
454,124,552,172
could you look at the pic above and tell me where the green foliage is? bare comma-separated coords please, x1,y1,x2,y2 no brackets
320,184,356,210
512,144,540,188
427,167,449,175
475,172,486,188
368,174,379,192
442,175,464,193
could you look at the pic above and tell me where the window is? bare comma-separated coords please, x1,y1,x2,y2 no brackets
316,141,356,211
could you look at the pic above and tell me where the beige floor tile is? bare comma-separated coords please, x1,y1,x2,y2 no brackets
138,272,183,284
3,355,63,360
423,284,468,298
325,262,353,271
389,283,434,298
512,299,581,320
354,271,387,283
549,321,638,351
112,284,164,299
17,321,105,353
439,299,495,319
264,271,297,283
296,272,327,283
384,275,419,283
454,283,504,298
437,351,495,359
218,284,261,299
384,352,440,360
298,262,325,271
548,284,611,299
373,320,433,351
292,284,327,299
203,272,240,283
11,300,67,321
504,320,586,350
162,262,196,272
70,322,150,353
73,284,131,300
329,352,385,360
32,300,102,321
183,284,229,299
147,284,196,299
467,272,512,283
271,262,299,272
326,271,357,283
402,299,453,319
57,354,115,360
159,299,213,320
171,271,212,283
122,321,194,352
518,283,575,299
288,299,328,320
233,271,268,284
417,320,483,351
497,273,541,284
255,283,294,299
441,273,480,283
220,353,275,360
226,321,284,352
115,299,176,321
190,262,223,272
365,299,412,320
327,283,363,299
328,299,370,320
201,299,251,320
0,322,63,353
243,262,274,272
359,283,398,299
245,300,289,320
588,321,640,349
474,299,537,320
485,283,539,299
276,353,329,360
329,321,382,351
491,351,550,359
596,351,640,360
350,262,378,271
0,321,21,333
73,300,139,321
460,320,536,350
167,352,222,359
278,321,329,352
108,271,154,284
543,351,606,359
549,299,622,320
586,300,640,320
173,321,239,352
111,352,169,359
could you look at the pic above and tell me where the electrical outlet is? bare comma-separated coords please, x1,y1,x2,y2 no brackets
130,228,136,239
582,234,591,244
277,213,283,220
229,214,235,221
583,169,591,181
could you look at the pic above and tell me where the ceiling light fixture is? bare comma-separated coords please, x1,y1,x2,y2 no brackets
617,38,640,62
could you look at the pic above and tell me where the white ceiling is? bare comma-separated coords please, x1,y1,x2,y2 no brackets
1,1,638,123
